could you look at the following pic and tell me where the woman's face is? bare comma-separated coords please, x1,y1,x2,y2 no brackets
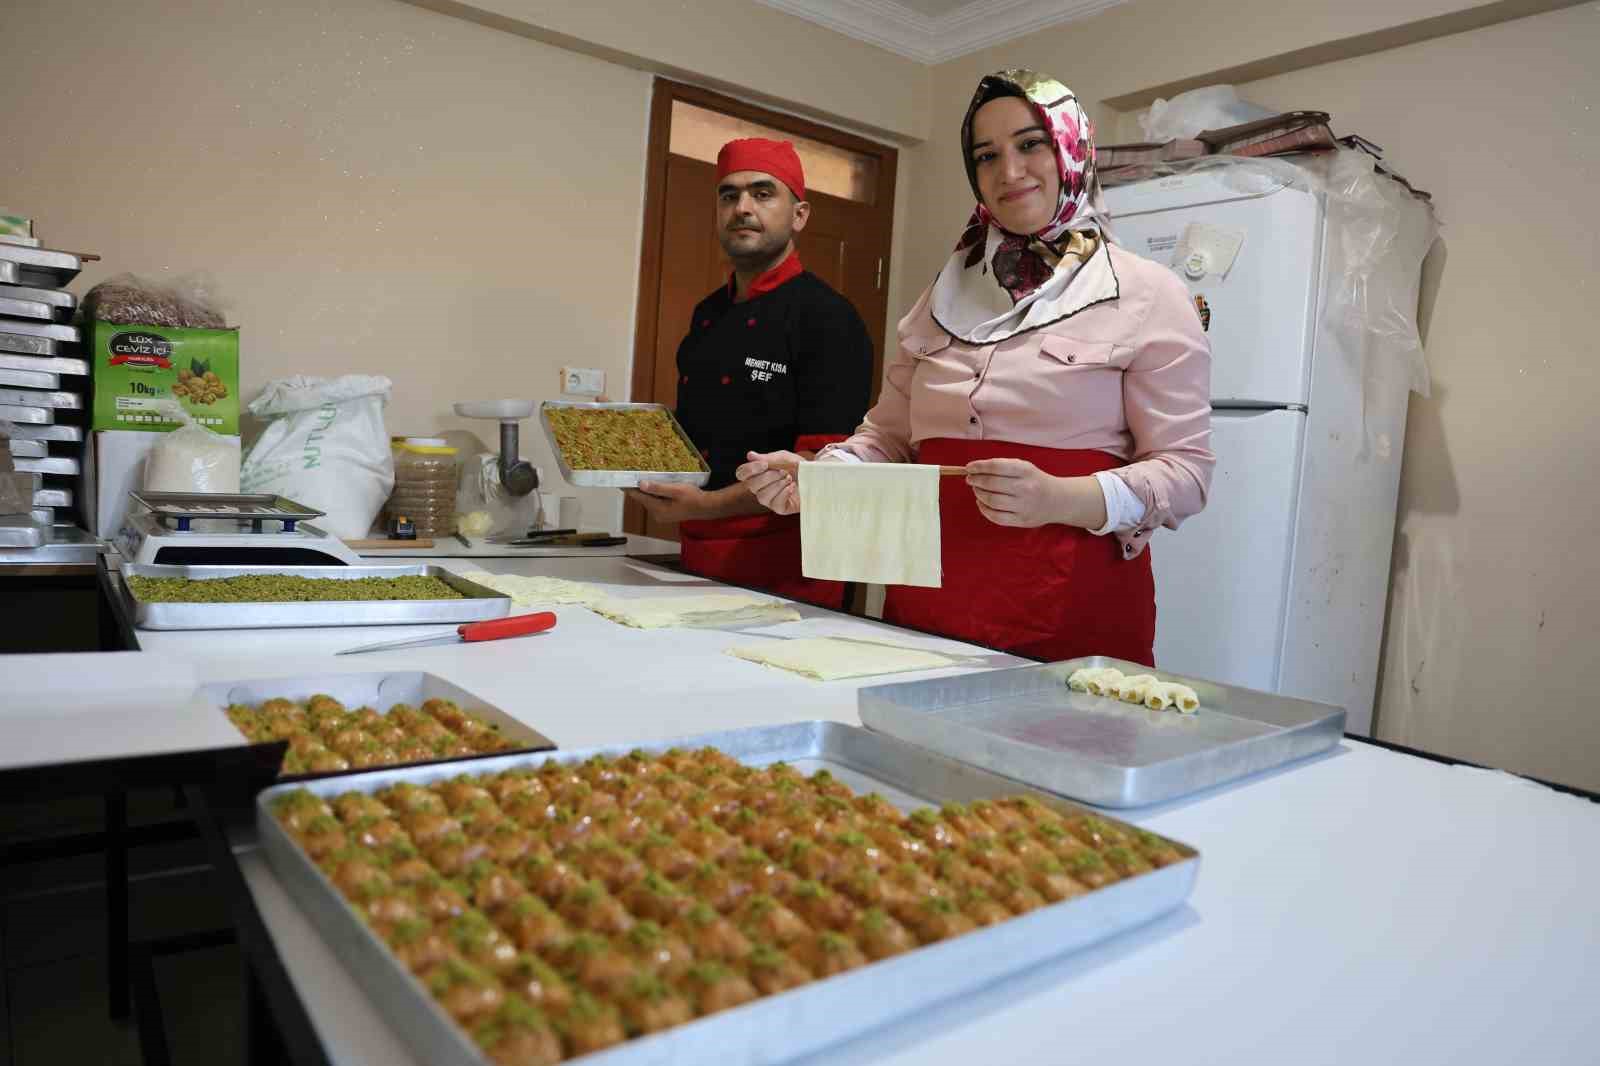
969,96,1060,235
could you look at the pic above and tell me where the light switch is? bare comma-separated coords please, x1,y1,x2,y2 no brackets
560,367,605,396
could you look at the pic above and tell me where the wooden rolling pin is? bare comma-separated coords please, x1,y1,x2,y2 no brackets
342,538,436,550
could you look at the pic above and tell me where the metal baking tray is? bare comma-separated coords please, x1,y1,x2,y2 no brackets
0,245,82,287
0,403,54,424
131,490,324,529
0,296,56,322
199,671,555,781
0,366,58,389
0,317,79,343
34,486,73,507
540,400,712,488
1,421,81,442
0,283,76,316
0,351,88,376
6,439,47,458
859,657,1346,808
0,331,63,357
0,388,79,409
0,515,47,548
117,563,514,631
258,720,1198,1066
12,455,78,475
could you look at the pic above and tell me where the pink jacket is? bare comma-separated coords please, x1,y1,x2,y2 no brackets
827,241,1214,559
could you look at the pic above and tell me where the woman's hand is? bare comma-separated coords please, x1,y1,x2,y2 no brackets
965,460,1107,529
736,450,804,515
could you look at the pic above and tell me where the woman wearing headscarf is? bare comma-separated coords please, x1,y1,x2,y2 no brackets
736,70,1213,665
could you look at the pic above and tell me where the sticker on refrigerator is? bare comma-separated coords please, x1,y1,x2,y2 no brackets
1173,223,1246,280
1145,234,1179,257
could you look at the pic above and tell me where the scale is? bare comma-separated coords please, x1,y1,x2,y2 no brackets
115,491,365,566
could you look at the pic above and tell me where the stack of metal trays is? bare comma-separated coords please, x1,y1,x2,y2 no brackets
0,228,87,540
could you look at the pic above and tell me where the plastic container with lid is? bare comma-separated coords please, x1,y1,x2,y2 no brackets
386,438,459,537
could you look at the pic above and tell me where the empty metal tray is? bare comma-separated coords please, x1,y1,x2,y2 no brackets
0,404,54,424
2,422,81,443
131,491,325,531
859,656,1346,808
0,388,78,409
0,367,57,389
0,352,88,377
12,455,78,475
0,245,82,287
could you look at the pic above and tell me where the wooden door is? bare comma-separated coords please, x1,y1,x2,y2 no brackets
629,80,899,542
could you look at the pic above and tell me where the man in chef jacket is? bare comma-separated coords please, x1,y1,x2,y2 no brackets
626,137,873,609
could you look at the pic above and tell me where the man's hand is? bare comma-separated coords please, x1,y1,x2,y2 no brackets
736,450,803,515
624,481,714,524
966,460,1106,529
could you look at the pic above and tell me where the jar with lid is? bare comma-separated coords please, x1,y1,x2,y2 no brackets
385,438,459,537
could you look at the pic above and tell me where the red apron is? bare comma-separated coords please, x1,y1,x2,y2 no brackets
883,438,1155,665
679,513,847,610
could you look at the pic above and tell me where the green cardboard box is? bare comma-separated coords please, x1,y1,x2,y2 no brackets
90,321,240,434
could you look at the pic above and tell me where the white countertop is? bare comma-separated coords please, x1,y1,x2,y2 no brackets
20,554,1600,1063
236,737,1600,1065
132,557,1016,723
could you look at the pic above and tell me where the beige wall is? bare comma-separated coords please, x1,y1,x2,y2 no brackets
5,0,654,527
907,0,1583,296
400,0,932,142
911,1,1599,789
1238,7,1600,790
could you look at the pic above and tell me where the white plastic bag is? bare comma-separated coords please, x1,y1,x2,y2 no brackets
145,421,241,494
240,375,394,538
1139,85,1274,142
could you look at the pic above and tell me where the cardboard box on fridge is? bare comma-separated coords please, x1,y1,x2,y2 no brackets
85,429,240,539
89,320,239,434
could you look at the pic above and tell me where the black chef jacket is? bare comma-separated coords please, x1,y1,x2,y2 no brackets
674,270,873,488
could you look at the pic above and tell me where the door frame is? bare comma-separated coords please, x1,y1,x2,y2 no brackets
629,77,900,412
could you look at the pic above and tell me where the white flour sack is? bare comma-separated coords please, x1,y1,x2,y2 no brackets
145,421,241,494
240,375,394,538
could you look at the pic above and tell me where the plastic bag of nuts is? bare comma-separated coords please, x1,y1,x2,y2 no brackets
82,272,227,329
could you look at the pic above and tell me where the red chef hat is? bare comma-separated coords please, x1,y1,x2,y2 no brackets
716,138,807,202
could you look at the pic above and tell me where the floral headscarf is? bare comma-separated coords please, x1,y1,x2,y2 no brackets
930,70,1119,345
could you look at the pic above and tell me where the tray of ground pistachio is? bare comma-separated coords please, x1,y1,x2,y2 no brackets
260,720,1198,1066
540,401,711,489
117,564,513,631
205,673,555,778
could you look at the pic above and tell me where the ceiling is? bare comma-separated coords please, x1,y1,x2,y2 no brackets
889,0,973,14
753,0,1128,64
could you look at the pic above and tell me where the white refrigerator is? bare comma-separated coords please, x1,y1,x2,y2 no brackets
1105,162,1432,736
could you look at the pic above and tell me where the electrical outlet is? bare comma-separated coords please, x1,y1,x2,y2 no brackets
560,367,605,397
